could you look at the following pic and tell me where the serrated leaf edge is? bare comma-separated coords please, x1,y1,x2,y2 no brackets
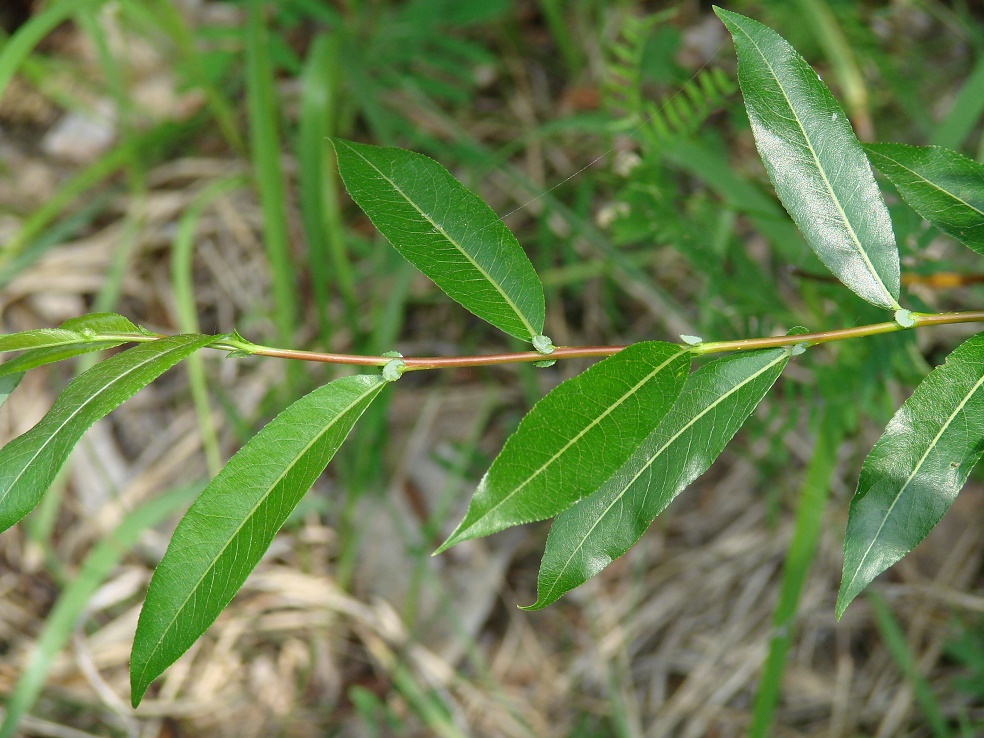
130,377,386,694
0,338,207,514
865,145,984,223
334,139,540,339
441,347,689,549
838,370,984,614
533,350,787,607
723,12,900,311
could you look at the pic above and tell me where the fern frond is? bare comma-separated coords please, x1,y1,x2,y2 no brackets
602,15,736,150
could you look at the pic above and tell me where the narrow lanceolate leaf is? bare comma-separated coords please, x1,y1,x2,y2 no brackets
526,348,788,610
436,342,690,553
864,143,984,254
0,313,142,376
130,374,387,707
837,333,984,618
715,7,900,311
332,138,545,342
0,335,213,533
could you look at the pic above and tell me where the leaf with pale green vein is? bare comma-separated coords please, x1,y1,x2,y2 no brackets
837,332,984,618
864,143,984,254
130,374,387,707
0,334,214,532
436,342,690,553
0,313,143,376
526,348,788,610
331,138,545,342
715,7,900,310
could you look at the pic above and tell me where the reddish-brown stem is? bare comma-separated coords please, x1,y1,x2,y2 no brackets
213,310,984,371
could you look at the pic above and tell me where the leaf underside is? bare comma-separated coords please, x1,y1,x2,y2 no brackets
837,332,984,618
130,374,387,707
437,341,691,552
331,138,545,341
527,348,789,610
864,142,984,254
715,7,900,311
0,334,214,533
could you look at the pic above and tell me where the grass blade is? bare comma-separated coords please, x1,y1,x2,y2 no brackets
130,374,388,707
0,0,100,104
750,412,839,737
437,342,690,552
526,348,788,610
332,138,546,342
0,334,215,532
868,592,953,738
0,484,202,738
838,332,984,618
298,32,351,342
864,143,984,253
245,0,297,343
714,7,900,310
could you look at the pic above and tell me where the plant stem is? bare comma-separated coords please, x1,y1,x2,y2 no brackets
94,310,984,372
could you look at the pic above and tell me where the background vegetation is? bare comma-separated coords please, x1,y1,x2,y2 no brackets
0,0,983,736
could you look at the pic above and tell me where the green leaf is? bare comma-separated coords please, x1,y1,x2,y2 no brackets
0,334,214,533
331,138,545,341
714,7,900,311
0,313,142,376
130,374,387,707
0,373,23,414
436,342,690,552
863,143,984,254
526,348,788,610
837,332,984,618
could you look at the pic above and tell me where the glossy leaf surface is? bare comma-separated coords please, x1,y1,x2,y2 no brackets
837,332,984,618
130,374,387,707
0,313,141,376
0,335,213,533
526,348,788,610
437,342,690,552
332,138,545,341
864,143,984,253
715,7,900,310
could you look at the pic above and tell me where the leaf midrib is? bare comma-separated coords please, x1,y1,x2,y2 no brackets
337,140,537,338
841,371,984,599
540,352,786,604
0,338,203,511
867,148,984,220
733,21,898,309
456,348,687,542
0,329,85,353
133,379,384,687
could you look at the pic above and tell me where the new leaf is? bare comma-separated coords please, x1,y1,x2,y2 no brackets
0,335,214,532
332,138,545,342
130,374,387,707
715,7,900,311
527,348,788,609
864,143,984,254
838,332,984,618
437,342,690,552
